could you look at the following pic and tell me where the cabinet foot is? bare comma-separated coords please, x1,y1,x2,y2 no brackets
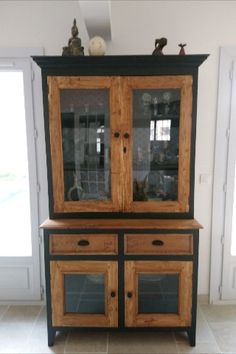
187,329,196,347
48,328,56,347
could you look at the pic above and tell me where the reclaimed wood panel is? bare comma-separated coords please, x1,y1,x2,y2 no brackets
122,75,192,213
124,234,193,255
50,234,118,255
41,218,203,230
47,76,122,213
125,260,193,327
50,260,118,327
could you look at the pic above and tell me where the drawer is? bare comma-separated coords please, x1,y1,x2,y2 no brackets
49,234,118,255
124,234,193,255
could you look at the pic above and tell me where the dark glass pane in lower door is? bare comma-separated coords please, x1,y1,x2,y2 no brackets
64,274,105,314
138,274,179,314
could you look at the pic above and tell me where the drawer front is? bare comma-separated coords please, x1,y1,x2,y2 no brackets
50,234,118,255
124,234,193,255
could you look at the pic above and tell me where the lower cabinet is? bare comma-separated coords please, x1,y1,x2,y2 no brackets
125,261,192,327
43,220,200,347
50,261,118,327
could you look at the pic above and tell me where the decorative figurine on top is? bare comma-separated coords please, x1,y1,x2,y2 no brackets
152,37,167,55
62,19,84,56
88,36,106,56
178,43,187,55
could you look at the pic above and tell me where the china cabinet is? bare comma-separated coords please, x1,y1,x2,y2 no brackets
33,55,207,347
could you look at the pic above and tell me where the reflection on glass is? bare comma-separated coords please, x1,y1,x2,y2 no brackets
138,274,179,314
64,274,105,314
60,89,110,201
133,89,180,202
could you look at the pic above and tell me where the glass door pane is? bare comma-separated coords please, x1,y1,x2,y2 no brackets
64,274,105,314
60,89,110,202
138,273,179,314
133,89,180,202
0,71,31,256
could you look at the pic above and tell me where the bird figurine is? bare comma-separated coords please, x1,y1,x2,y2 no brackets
152,38,168,55
178,43,187,55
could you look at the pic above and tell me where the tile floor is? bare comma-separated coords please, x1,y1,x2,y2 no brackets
0,302,236,354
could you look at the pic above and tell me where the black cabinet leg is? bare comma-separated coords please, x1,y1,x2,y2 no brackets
48,328,56,347
187,328,196,347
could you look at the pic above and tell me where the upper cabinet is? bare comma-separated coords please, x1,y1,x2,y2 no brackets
33,55,208,217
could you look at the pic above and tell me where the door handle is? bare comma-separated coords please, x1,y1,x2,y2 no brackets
77,239,90,246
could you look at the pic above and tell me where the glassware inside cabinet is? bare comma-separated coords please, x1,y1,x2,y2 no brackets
132,89,180,202
60,89,111,202
64,274,105,314
138,273,179,314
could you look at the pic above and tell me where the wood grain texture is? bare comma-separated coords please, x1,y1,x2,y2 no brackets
47,77,64,212
121,75,192,213
124,233,193,255
178,76,193,212
50,234,118,255
50,260,118,327
121,77,133,212
47,76,123,213
124,261,193,327
110,77,123,211
41,218,203,230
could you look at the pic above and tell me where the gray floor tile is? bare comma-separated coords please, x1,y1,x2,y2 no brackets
200,304,236,323
0,305,42,353
108,331,177,354
65,332,108,353
27,306,66,353
0,303,235,353
209,321,236,352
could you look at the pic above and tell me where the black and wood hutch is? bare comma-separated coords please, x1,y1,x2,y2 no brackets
33,55,208,346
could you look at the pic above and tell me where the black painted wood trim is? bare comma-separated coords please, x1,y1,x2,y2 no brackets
32,55,209,76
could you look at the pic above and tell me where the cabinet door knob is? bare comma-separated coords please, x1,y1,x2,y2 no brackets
124,132,130,139
152,239,164,246
77,239,90,246
114,132,120,138
127,291,133,298
110,291,116,298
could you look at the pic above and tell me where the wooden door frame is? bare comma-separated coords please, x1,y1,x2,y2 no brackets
47,76,123,213
121,76,193,213
124,260,192,327
50,260,118,327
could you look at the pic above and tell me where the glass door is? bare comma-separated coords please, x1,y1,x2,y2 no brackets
125,261,192,327
0,56,41,300
50,261,118,327
122,76,193,213
47,76,122,214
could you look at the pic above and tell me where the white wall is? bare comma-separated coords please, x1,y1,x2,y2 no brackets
1,0,236,295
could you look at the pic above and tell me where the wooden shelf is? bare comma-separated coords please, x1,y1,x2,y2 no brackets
41,218,203,230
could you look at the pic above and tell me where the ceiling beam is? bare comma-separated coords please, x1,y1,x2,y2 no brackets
78,0,112,40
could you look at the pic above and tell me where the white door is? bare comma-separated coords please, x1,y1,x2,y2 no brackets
211,48,236,302
0,55,41,300
221,60,236,300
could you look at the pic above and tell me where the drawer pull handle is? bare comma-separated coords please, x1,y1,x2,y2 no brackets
114,132,120,138
111,291,116,298
152,239,164,246
127,291,133,298
78,239,90,246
